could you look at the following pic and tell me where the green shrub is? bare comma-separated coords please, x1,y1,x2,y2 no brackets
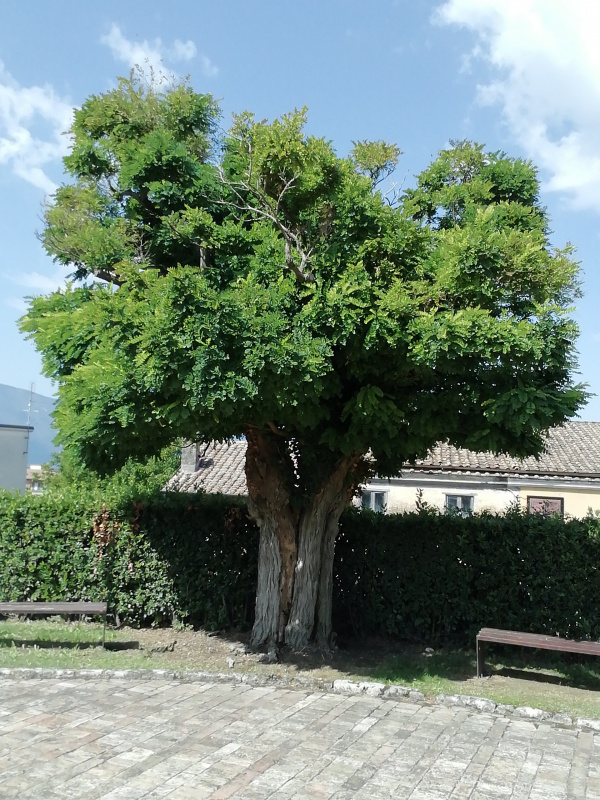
0,488,258,629
334,507,600,645
1,484,599,644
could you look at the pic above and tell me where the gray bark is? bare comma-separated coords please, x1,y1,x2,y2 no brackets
315,513,339,647
245,427,361,650
245,427,298,648
285,509,325,649
285,456,360,650
250,521,282,648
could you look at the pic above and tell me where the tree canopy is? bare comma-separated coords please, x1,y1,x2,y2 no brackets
21,75,586,648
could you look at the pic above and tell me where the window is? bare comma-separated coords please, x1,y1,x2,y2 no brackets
361,490,387,513
445,495,474,516
527,496,564,516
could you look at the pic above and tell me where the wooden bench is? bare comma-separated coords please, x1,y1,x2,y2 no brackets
0,602,108,646
476,627,600,677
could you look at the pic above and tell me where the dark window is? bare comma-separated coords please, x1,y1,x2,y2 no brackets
445,495,474,516
527,496,564,516
361,491,387,513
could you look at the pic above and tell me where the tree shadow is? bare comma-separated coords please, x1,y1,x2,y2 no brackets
481,649,600,691
367,648,475,684
0,638,139,651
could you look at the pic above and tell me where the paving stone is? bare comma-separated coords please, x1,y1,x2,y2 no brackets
0,678,597,798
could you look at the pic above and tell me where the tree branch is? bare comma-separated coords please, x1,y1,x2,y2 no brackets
215,167,315,284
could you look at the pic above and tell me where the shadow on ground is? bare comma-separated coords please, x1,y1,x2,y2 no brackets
0,638,139,651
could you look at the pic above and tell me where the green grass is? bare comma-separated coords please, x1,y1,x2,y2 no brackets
366,647,600,720
1,620,600,720
0,618,115,647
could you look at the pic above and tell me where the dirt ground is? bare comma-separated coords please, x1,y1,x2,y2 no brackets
110,626,398,686
100,626,600,717
3,619,600,716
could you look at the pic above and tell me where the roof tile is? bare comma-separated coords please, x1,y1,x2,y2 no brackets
165,422,600,495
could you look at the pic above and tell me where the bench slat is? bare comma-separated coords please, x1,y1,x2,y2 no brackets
0,602,107,615
477,627,600,654
476,627,600,677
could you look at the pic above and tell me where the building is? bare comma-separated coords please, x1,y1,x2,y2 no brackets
0,424,34,492
363,422,600,518
25,464,45,495
166,422,600,519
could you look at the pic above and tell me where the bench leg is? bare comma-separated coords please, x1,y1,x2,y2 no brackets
102,615,106,648
476,637,483,678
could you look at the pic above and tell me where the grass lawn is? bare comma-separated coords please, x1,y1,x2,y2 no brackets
1,619,599,720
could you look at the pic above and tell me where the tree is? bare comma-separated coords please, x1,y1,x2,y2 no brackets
45,445,180,503
21,76,585,650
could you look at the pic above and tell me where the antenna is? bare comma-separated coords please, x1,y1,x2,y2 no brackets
23,383,35,459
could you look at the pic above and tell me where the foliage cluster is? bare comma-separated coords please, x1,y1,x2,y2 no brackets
1,486,599,644
21,78,585,481
335,508,600,644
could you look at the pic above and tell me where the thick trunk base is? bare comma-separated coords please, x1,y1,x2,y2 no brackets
244,428,360,650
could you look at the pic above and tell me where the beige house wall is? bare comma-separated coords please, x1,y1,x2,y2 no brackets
363,474,518,515
362,473,600,519
517,485,600,518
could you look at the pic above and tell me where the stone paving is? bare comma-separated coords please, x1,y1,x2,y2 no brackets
0,678,599,799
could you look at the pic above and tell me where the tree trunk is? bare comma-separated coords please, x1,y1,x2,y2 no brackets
286,457,357,649
315,509,342,647
245,428,298,649
245,426,359,651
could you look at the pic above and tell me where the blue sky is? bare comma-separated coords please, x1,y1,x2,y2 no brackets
1,0,599,419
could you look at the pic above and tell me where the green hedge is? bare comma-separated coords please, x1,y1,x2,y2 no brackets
334,508,600,644
0,490,258,630
1,488,599,645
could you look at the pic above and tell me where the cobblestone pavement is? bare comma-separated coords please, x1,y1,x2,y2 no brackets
0,678,599,799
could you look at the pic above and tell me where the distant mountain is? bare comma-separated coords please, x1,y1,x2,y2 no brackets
0,384,56,466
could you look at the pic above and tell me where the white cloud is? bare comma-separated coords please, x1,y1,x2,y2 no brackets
3,262,70,300
172,39,197,62
101,24,167,77
0,61,72,194
5,296,28,313
435,0,600,215
200,55,219,79
3,264,70,313
14,269,69,294
101,25,218,82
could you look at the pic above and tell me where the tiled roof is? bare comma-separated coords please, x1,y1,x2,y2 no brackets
165,422,600,495
165,440,248,496
410,422,600,477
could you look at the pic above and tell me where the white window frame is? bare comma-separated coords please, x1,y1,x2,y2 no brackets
445,494,474,516
361,490,388,513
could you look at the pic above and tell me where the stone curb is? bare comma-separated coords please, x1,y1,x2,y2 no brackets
327,681,600,731
0,667,333,692
1,668,598,731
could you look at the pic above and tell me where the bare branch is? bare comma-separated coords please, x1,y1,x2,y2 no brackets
91,268,123,286
214,167,315,283
266,421,286,437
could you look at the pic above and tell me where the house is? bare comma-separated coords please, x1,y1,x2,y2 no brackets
363,422,600,518
165,422,600,519
0,424,34,492
25,464,45,495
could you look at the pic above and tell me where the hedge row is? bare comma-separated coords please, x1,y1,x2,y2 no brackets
0,491,258,630
335,508,600,644
1,488,599,645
